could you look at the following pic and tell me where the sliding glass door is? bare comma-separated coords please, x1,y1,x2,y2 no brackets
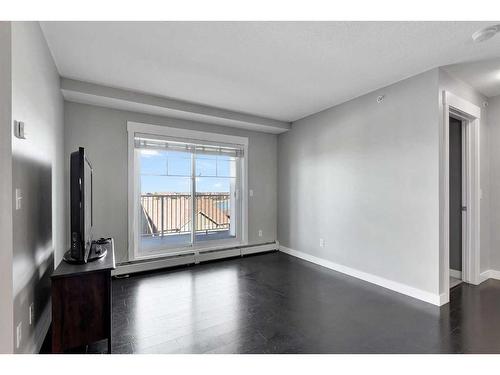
194,152,238,243
139,148,193,253
134,132,243,258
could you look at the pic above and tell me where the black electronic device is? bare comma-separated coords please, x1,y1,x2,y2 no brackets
64,147,93,264
89,237,113,261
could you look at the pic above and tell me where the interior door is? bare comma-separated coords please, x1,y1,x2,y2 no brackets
449,116,463,278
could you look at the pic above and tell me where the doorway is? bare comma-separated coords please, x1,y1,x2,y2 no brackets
449,115,464,289
441,91,481,305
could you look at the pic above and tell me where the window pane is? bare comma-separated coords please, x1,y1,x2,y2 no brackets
139,149,167,175
140,176,191,194
195,176,236,243
195,155,217,177
139,175,192,254
217,156,236,177
167,151,191,176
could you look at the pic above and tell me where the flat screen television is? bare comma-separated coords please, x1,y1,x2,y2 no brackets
69,147,93,263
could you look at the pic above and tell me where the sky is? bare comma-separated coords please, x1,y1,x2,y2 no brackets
139,149,236,194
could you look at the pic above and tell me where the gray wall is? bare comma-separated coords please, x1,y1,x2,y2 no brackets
63,102,278,264
278,69,441,295
11,22,64,353
488,95,500,271
0,21,14,354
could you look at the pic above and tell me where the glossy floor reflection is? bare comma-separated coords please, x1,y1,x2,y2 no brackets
47,252,500,353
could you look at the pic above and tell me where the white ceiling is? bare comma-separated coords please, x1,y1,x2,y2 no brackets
443,58,500,98
40,21,500,122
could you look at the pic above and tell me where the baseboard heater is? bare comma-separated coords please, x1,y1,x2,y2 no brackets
112,241,278,276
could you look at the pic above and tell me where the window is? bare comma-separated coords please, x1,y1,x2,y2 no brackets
128,122,248,260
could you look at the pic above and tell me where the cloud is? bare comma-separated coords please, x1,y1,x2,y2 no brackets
140,149,160,157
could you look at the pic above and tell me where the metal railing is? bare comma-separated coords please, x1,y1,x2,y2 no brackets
141,193,230,237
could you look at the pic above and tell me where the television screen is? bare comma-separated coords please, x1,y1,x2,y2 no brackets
70,147,93,263
84,154,93,255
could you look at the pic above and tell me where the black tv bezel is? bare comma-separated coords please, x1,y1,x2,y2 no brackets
70,147,93,263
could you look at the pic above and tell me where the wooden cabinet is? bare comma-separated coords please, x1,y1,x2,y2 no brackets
51,246,115,353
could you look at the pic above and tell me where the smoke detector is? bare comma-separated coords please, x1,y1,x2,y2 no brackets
472,25,500,43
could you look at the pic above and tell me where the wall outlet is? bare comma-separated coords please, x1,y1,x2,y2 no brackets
16,322,22,349
258,230,263,237
319,238,325,248
29,303,34,325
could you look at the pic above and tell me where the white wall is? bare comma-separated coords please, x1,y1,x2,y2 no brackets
488,95,500,271
278,69,441,299
63,102,278,264
11,21,64,353
0,21,14,354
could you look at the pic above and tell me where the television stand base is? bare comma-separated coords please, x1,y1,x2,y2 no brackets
63,238,113,264
63,248,107,264
63,250,85,264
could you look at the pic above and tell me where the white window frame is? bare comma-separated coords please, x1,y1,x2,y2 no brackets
127,121,249,261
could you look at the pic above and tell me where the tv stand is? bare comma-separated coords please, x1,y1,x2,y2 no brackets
51,239,115,353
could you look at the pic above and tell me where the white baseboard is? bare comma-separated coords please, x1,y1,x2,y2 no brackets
490,270,500,280
439,292,449,306
479,270,490,283
279,246,442,306
241,243,278,256
114,242,277,276
480,269,500,283
450,269,462,279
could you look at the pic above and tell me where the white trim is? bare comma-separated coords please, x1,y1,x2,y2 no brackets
127,127,136,262
133,239,242,262
114,253,196,276
489,270,500,280
479,269,500,283
113,242,277,276
197,248,241,263
439,293,449,306
241,243,277,256
441,91,482,303
479,270,491,283
280,246,442,306
445,92,481,120
127,121,249,262
450,269,462,279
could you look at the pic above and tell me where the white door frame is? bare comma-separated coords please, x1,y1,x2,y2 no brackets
441,91,481,304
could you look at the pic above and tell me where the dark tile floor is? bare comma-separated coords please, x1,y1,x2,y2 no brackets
42,251,500,353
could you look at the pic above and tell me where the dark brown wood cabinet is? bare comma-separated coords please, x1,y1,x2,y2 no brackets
51,247,115,353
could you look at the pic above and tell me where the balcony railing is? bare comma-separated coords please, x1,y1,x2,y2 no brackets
141,193,230,237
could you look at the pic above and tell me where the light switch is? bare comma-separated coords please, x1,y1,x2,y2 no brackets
14,120,26,139
249,189,254,197
15,188,22,210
